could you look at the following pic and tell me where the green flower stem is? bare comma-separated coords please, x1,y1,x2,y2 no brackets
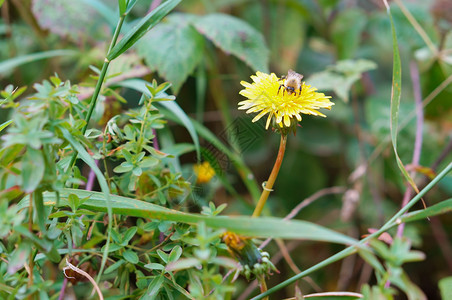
28,192,34,298
252,161,452,299
68,16,126,169
257,274,269,300
252,134,287,217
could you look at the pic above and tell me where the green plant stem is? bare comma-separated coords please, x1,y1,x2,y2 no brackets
27,192,34,299
252,161,452,299
252,134,287,217
68,15,126,169
257,275,268,300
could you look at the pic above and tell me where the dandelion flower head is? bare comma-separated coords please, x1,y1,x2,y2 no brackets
238,71,334,131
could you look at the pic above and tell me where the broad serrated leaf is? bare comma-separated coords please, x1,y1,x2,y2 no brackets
194,13,269,72
137,13,205,93
32,0,106,41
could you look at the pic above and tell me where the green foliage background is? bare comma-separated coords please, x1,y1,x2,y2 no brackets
0,0,452,299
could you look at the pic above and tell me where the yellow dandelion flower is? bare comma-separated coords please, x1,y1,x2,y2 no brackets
238,71,334,131
193,161,215,184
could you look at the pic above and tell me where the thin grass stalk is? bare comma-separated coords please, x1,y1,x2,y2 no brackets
27,192,33,299
68,15,126,169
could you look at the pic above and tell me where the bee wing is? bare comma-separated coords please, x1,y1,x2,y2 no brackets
287,69,304,80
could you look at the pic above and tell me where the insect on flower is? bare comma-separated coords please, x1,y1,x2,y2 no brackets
278,69,304,96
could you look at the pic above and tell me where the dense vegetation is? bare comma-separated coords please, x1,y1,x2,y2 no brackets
1,0,451,299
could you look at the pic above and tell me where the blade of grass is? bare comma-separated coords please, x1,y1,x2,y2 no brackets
0,120,13,132
68,13,126,169
396,198,452,224
19,188,359,245
385,0,420,195
0,50,78,75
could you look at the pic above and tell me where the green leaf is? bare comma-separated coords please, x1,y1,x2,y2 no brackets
136,13,205,93
118,0,127,15
387,4,419,194
22,189,358,245
157,249,169,263
146,275,165,299
125,0,138,14
303,292,362,299
0,120,12,132
123,249,139,264
22,147,45,193
194,13,269,72
33,190,47,233
306,59,377,102
399,198,452,224
7,242,31,274
14,225,60,262
113,162,134,173
0,50,77,76
144,262,165,270
104,259,125,274
439,277,452,300
168,245,182,262
140,157,159,168
122,227,137,245
107,0,182,61
166,257,200,271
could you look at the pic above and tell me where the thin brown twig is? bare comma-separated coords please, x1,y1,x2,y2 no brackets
275,239,301,274
63,259,104,300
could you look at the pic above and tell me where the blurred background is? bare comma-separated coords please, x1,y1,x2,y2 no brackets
1,0,452,298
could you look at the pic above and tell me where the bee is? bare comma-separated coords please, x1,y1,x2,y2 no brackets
278,69,304,96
